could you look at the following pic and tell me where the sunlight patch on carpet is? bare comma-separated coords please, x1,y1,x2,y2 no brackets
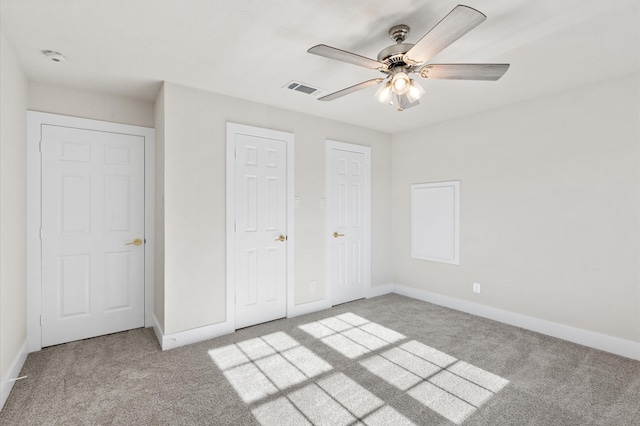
208,331,332,403
360,356,422,391
252,373,415,426
252,397,311,425
212,314,509,425
299,313,405,359
321,334,370,359
361,339,510,425
447,360,510,392
400,340,457,368
408,382,476,424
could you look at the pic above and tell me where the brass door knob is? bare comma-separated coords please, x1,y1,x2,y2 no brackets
333,232,345,238
125,238,143,246
275,235,287,242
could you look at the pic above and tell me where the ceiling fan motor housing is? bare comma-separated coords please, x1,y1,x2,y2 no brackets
377,43,414,70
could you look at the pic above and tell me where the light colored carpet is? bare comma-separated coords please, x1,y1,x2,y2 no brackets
1,294,639,425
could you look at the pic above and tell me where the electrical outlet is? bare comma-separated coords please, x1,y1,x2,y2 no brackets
310,281,317,292
473,282,481,294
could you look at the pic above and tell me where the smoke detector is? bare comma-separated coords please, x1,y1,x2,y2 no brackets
42,50,66,62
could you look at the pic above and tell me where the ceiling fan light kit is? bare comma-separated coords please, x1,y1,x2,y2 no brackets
307,4,510,112
391,71,411,95
375,77,425,111
406,80,425,103
375,82,393,104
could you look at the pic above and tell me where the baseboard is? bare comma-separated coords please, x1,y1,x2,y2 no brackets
154,296,334,350
151,314,164,349
393,284,640,361
1,339,29,411
367,283,394,298
287,284,394,319
288,298,332,319
156,319,235,351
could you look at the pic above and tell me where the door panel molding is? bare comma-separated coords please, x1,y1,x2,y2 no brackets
27,111,155,352
226,123,294,330
325,140,371,306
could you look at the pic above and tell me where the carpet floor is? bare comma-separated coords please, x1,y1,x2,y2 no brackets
1,294,639,425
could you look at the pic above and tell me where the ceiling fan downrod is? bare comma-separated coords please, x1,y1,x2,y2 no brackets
388,24,410,44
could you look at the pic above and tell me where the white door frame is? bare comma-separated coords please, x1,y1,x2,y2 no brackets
325,140,371,305
27,111,155,352
226,122,295,329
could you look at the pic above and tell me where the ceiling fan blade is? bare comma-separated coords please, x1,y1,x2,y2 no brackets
308,44,386,70
319,78,384,101
419,64,510,80
403,5,486,66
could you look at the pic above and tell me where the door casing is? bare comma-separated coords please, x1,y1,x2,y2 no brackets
325,140,372,306
27,111,155,353
226,122,295,329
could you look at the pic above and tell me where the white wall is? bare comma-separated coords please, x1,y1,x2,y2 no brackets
153,85,165,332
158,82,392,335
28,82,154,128
0,30,29,408
392,73,640,343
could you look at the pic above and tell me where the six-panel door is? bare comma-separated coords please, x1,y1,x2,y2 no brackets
329,147,368,305
234,132,288,329
40,125,145,347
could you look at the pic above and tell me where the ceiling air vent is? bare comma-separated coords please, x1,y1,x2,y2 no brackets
284,81,324,97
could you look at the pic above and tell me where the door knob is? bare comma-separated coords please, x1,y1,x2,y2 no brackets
125,238,143,246
275,235,287,242
333,232,345,238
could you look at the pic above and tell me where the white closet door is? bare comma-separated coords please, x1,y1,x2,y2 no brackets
327,143,370,305
233,128,289,329
41,125,145,347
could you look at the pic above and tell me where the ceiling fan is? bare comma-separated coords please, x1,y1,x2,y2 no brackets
307,4,509,111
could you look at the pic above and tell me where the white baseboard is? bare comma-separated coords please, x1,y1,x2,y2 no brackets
393,284,640,361
148,284,640,360
288,298,332,319
1,339,29,411
151,314,164,349
367,283,394,298
288,284,394,319
155,319,235,351
152,285,394,350
153,297,334,351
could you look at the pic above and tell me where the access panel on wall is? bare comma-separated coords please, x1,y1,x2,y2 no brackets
411,181,460,265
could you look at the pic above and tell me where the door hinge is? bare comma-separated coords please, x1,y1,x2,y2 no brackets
38,140,43,152
39,315,42,326
39,228,43,239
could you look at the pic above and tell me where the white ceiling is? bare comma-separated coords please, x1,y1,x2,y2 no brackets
1,0,638,134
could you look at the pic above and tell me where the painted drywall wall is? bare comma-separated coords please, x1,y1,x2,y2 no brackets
0,30,29,404
392,73,640,342
28,82,154,128
153,85,166,332
159,82,392,335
